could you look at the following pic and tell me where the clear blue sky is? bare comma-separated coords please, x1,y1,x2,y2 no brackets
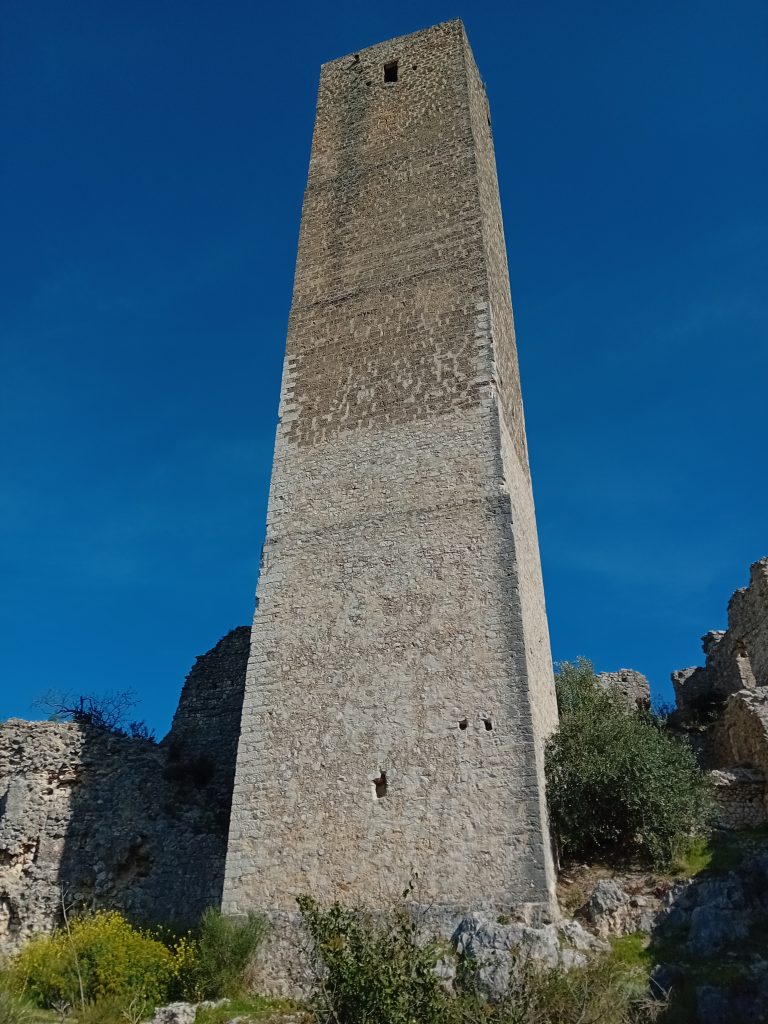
1,0,766,733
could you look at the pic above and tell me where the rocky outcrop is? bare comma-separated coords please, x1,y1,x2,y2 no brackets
0,628,249,955
673,559,768,721
669,558,768,827
451,913,606,997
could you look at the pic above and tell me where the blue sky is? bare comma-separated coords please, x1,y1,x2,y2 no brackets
1,0,766,733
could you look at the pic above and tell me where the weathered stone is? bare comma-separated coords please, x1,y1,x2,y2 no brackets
597,670,651,711
672,558,768,721
670,558,768,823
688,905,748,955
223,19,558,931
557,918,609,953
0,628,249,954
451,913,597,998
709,766,766,828
713,688,768,784
583,879,632,937
147,1004,198,1024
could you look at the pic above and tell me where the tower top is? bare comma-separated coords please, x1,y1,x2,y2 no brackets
321,19,467,69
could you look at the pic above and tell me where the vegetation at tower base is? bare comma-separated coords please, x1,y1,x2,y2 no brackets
4,908,267,1017
545,660,712,867
0,987,31,1024
183,909,267,1001
297,894,660,1024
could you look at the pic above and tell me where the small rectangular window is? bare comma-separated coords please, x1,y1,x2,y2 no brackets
384,61,398,83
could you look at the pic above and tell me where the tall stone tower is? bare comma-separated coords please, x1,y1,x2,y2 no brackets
223,20,558,924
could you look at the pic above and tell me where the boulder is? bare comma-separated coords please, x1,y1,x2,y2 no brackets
451,913,606,998
147,1005,198,1024
583,879,632,937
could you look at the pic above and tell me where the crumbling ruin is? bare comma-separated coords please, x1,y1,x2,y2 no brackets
670,558,768,826
0,627,249,954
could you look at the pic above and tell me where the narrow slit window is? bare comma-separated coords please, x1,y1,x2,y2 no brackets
373,771,388,798
384,61,398,83
484,718,493,731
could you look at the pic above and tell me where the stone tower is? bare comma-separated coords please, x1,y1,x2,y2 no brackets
223,20,558,924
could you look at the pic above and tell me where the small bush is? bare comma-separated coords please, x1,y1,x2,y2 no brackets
545,659,712,866
0,988,32,1024
77,996,141,1024
299,893,658,1024
298,894,448,1024
9,911,174,1010
177,908,267,1000
459,953,659,1024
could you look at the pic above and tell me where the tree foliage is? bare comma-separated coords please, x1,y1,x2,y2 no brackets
545,659,711,866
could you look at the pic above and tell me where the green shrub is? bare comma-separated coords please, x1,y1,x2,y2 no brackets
0,988,32,1024
545,659,712,866
299,892,659,1024
8,908,265,1010
459,953,659,1024
9,911,175,1010
298,895,448,1024
77,996,144,1024
177,908,267,1000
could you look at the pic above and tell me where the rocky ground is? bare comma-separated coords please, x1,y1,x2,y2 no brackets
558,826,768,1023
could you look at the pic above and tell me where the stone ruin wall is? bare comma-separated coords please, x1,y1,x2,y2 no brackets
0,627,249,955
670,558,768,827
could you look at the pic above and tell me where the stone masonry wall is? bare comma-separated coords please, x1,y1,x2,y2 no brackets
0,628,249,955
670,558,768,828
165,625,251,813
673,558,768,717
713,691,768,816
223,21,558,925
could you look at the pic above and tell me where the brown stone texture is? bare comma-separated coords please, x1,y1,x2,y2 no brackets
223,21,558,924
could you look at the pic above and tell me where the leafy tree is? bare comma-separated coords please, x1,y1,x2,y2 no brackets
545,659,711,867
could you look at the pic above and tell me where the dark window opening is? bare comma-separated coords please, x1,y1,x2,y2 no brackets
373,771,388,798
484,718,493,731
459,718,468,731
384,61,398,83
